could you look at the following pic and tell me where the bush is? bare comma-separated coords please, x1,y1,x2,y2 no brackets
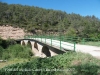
2,51,11,60
2,44,33,60
6,39,16,46
0,38,16,49
0,46,3,59
0,38,8,49
71,63,99,75
0,52,100,75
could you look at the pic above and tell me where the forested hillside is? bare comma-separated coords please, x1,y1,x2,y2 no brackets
0,2,100,39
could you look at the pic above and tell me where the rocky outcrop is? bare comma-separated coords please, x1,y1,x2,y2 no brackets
0,25,25,39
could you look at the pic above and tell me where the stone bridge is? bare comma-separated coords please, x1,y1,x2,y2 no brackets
16,38,100,59
18,39,65,58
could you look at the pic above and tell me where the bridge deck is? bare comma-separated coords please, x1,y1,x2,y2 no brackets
30,38,100,59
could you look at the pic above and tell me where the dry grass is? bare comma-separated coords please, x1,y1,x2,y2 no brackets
0,58,29,69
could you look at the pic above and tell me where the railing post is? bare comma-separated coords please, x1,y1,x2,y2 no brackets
45,35,46,44
35,35,36,40
24,36,25,39
51,35,52,46
41,35,42,42
30,35,31,39
74,42,76,51
82,38,85,44
60,35,62,50
35,35,37,40
60,39,61,50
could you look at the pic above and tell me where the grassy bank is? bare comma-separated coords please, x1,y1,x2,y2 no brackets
0,58,29,69
0,51,100,75
0,38,33,68
0,44,33,60
79,41,100,47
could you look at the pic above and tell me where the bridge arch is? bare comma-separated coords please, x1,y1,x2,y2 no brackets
42,46,51,57
34,42,38,50
27,41,32,49
21,41,25,45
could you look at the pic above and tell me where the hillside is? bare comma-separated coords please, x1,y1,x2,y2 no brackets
0,2,100,39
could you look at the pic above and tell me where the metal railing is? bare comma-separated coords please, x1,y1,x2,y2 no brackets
24,35,100,51
24,35,76,51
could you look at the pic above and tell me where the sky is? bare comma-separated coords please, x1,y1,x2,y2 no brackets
1,0,100,19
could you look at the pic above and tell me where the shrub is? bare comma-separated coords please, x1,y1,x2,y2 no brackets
2,51,11,60
0,38,8,49
0,46,3,59
0,52,100,75
2,44,33,60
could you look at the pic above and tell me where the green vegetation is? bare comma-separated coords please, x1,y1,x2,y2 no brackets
0,38,33,60
0,58,29,69
0,38,100,75
0,38,17,59
0,38,33,68
0,2,100,39
0,38,10,49
0,2,100,75
81,41,100,46
0,38,16,49
0,52,100,75
1,44,33,60
0,46,3,59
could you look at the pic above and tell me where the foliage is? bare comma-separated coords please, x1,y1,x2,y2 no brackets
0,52,100,75
0,38,16,49
0,38,33,60
71,63,99,75
0,38,8,49
0,2,100,39
0,46,3,59
1,44,33,60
